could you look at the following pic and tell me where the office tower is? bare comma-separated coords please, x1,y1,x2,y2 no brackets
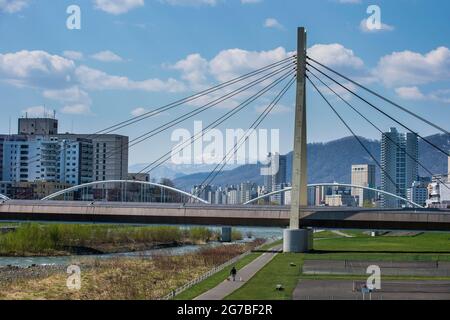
263,152,287,192
380,127,418,208
407,181,429,208
351,164,376,207
18,117,58,135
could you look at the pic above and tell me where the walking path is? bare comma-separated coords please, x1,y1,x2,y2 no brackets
195,245,282,300
331,230,354,238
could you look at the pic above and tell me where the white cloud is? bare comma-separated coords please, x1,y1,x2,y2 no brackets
91,50,124,62
94,0,144,15
43,86,93,115
209,47,292,82
0,0,29,13
61,104,91,115
0,50,75,88
359,18,394,33
131,107,169,117
169,47,294,110
160,0,218,6
395,86,426,100
170,53,208,88
21,106,53,118
375,46,450,87
0,50,186,95
75,65,185,92
0,50,191,118
264,18,283,30
63,51,84,61
395,86,450,104
307,43,364,69
131,107,148,117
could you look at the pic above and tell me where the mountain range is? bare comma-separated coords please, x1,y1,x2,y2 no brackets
170,134,450,191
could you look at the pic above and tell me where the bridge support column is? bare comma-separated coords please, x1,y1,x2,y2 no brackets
221,226,232,242
283,228,313,253
284,27,311,253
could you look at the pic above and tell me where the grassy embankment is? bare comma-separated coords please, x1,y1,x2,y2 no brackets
0,223,243,256
0,241,260,300
175,239,282,300
226,232,450,300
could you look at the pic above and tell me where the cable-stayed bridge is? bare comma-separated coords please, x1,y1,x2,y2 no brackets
1,27,449,251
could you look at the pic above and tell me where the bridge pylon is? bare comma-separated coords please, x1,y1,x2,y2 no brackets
283,27,313,253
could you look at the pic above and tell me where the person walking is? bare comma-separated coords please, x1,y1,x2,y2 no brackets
230,266,237,282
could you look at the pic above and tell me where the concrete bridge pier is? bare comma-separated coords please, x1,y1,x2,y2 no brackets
284,27,311,253
283,228,313,253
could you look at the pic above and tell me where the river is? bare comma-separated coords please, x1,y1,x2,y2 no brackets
0,223,283,267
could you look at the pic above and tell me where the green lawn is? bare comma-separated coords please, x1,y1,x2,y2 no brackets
311,232,450,261
225,232,450,300
175,239,282,300
225,253,304,300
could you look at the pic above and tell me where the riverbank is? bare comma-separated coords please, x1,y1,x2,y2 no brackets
0,240,263,300
0,223,242,257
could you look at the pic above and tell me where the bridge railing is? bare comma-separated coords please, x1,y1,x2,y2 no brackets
160,237,280,300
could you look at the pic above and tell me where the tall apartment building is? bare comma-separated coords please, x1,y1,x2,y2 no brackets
380,128,418,208
263,152,287,192
1,117,128,188
2,136,93,185
55,134,128,181
59,138,94,185
351,164,376,207
3,136,60,183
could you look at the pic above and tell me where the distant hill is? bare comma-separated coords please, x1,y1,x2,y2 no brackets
173,134,450,191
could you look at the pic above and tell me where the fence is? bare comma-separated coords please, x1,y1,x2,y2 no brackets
160,237,280,300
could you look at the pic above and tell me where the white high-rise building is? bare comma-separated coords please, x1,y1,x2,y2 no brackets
2,136,93,186
381,128,418,208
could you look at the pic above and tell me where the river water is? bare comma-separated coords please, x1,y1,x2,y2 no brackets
0,224,283,267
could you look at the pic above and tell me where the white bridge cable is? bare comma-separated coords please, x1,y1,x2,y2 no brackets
306,61,450,158
195,75,297,197
22,56,296,168
138,68,297,176
306,68,450,192
100,61,296,163
307,74,401,194
306,55,449,136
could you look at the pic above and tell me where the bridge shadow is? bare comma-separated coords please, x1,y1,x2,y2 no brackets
252,249,283,253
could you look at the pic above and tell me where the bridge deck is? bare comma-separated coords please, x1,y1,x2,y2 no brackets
0,200,450,231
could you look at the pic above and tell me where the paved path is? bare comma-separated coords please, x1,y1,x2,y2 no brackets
331,230,354,238
195,245,282,300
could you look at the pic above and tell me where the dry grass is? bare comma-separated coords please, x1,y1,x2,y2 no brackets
0,241,263,300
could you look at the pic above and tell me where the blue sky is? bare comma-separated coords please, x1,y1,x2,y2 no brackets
0,0,449,165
